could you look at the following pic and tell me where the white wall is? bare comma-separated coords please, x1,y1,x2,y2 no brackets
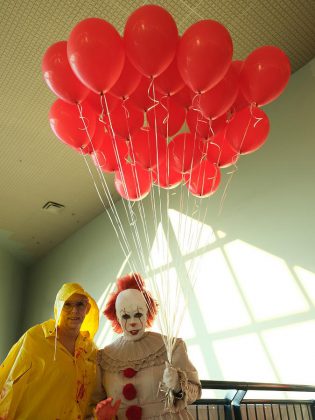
0,247,28,360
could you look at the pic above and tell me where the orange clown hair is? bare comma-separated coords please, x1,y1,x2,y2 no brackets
104,273,159,333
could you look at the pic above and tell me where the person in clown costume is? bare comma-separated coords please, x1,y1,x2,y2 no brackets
94,273,201,420
0,282,99,420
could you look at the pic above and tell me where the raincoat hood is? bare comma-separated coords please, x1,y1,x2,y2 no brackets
54,282,99,339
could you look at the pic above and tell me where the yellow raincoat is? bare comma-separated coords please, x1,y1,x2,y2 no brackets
0,283,99,420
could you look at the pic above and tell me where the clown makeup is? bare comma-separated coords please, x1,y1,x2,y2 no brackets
115,289,148,341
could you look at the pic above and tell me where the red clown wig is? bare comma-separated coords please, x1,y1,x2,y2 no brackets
104,273,159,333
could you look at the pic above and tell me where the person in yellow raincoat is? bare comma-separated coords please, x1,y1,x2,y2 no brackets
0,282,99,420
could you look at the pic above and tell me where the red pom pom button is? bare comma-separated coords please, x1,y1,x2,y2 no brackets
126,405,142,420
123,367,137,378
123,383,137,400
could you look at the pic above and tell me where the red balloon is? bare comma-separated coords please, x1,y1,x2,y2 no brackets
49,99,96,149
173,85,194,110
42,41,89,104
177,20,233,93
115,162,151,201
185,160,221,197
152,148,182,188
233,60,244,76
91,134,128,173
226,106,270,154
155,56,185,96
129,77,155,112
147,95,186,137
232,90,250,113
129,128,167,170
84,91,119,117
74,145,90,155
240,46,291,106
199,130,239,168
124,5,178,78
229,60,250,112
199,61,240,119
80,121,108,154
169,132,203,174
186,108,211,138
67,18,125,94
103,101,144,140
186,108,226,139
110,57,142,100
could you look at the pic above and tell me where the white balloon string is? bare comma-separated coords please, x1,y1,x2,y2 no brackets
112,95,160,319
118,104,155,281
151,80,173,354
81,152,136,273
100,94,148,274
77,103,131,248
218,103,254,215
76,104,137,273
178,99,219,336
146,77,160,113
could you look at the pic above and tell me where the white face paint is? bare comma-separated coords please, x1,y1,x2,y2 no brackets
116,289,148,341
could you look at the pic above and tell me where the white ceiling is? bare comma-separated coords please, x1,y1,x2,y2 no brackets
0,0,314,263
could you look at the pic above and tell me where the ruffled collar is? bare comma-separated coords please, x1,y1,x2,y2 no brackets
98,331,168,372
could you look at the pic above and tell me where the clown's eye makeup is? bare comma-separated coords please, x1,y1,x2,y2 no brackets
135,312,143,318
122,314,131,320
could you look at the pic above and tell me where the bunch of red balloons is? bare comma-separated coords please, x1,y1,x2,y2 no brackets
43,5,291,201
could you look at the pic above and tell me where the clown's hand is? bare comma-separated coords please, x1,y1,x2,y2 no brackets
163,362,181,392
95,397,121,420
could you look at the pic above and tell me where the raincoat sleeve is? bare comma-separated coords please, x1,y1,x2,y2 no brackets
85,354,107,419
0,332,32,419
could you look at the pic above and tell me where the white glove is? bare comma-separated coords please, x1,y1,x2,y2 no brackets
163,362,181,392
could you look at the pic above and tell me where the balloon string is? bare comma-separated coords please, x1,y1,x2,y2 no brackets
76,104,137,271
125,135,154,278
218,159,238,216
216,100,257,217
102,93,158,320
175,100,206,338
75,127,136,274
122,97,130,119
217,105,254,216
159,94,170,127
250,102,263,128
151,80,172,351
146,79,177,362
146,77,160,113
176,93,220,327
98,94,148,275
77,103,136,262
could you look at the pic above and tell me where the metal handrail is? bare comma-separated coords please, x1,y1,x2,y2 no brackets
200,380,315,393
194,380,315,420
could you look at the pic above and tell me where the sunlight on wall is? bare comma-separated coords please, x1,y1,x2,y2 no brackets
160,209,315,390
147,267,196,340
95,281,117,348
187,344,216,397
294,265,315,305
262,320,315,385
94,207,315,397
213,333,278,382
186,249,251,333
149,223,172,269
168,209,216,255
224,240,309,321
